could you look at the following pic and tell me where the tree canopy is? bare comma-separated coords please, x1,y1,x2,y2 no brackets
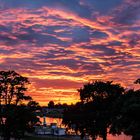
63,80,125,140
63,79,140,140
0,70,31,105
0,70,40,140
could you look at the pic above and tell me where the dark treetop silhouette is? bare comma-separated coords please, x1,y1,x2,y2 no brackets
0,70,40,140
110,80,140,140
63,80,140,140
63,81,125,140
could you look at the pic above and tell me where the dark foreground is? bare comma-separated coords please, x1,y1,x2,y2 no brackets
24,135,81,140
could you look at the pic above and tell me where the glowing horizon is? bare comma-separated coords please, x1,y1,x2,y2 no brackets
0,0,140,105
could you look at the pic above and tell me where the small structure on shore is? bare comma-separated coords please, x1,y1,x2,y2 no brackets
34,117,66,136
34,124,66,136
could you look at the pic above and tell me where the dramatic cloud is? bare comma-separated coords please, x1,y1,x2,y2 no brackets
0,0,140,105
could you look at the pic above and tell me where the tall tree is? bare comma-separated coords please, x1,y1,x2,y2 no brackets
0,70,31,105
48,100,55,108
110,80,140,140
0,70,39,140
63,80,124,140
80,81,124,140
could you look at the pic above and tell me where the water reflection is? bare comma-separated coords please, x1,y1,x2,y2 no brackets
90,134,131,140
101,134,131,140
39,117,132,140
39,117,62,127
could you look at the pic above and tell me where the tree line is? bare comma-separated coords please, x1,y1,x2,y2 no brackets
63,80,140,140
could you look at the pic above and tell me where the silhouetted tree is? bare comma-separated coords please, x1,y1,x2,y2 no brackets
48,101,55,108
63,81,124,140
134,78,140,84
0,70,32,106
0,70,39,140
63,102,90,138
27,100,40,111
110,81,140,140
54,103,69,109
80,81,124,140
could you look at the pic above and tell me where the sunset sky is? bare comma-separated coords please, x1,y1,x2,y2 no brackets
0,0,140,105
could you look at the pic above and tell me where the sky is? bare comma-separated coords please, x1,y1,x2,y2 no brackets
0,0,140,105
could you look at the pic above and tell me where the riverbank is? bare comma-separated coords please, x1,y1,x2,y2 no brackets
25,135,81,140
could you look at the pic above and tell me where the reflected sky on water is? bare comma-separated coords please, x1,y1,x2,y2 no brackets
39,117,132,140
